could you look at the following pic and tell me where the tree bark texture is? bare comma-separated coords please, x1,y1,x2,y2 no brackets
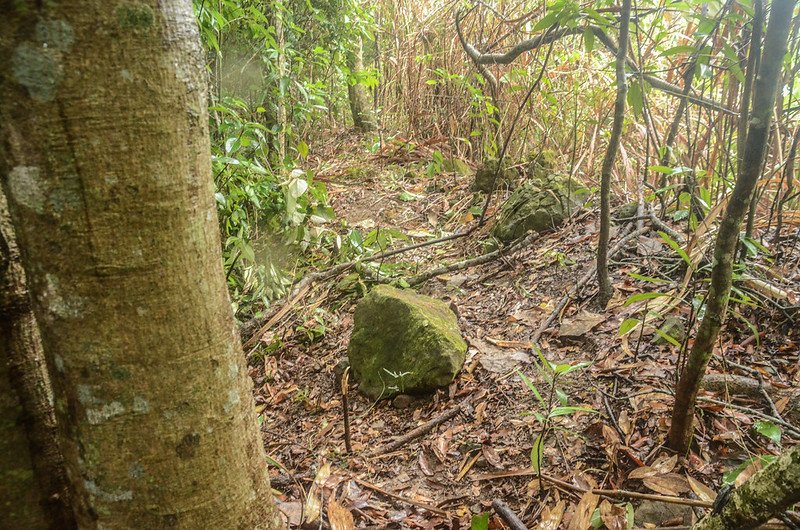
667,0,796,454
0,2,283,528
347,37,378,132
597,0,632,308
693,444,800,530
0,193,73,529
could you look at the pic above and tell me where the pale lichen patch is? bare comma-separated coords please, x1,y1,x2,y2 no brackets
8,166,46,213
86,401,125,424
84,479,133,502
132,397,149,414
12,41,64,102
42,273,84,319
228,361,239,380
224,389,240,413
34,19,75,51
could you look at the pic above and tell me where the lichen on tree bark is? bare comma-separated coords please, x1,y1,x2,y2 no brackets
0,1,283,528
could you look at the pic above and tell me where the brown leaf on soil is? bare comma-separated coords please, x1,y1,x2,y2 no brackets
482,445,504,469
687,475,715,502
642,473,691,496
328,499,355,530
628,466,658,480
599,500,627,530
651,454,678,474
568,491,600,530
536,500,566,530
418,449,435,476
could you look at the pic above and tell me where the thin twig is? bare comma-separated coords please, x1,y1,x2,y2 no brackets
698,396,800,438
367,402,468,457
475,469,713,508
351,477,449,516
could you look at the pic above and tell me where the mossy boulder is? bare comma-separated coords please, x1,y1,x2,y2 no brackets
472,159,518,193
523,150,557,178
492,173,586,243
347,285,467,399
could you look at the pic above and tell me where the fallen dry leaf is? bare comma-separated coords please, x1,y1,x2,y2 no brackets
327,499,355,530
599,500,627,530
687,475,715,503
568,491,599,530
642,473,691,496
537,500,566,530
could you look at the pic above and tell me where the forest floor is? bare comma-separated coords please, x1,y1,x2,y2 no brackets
249,130,800,529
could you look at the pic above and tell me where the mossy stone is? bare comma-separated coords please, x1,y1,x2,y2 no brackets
472,159,517,193
347,285,467,399
492,173,586,243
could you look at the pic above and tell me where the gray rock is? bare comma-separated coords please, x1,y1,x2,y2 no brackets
634,500,694,526
347,285,467,399
492,173,587,243
472,159,517,193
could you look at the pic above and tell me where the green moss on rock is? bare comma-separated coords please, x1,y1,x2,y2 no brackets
347,285,467,399
492,173,586,243
472,159,517,193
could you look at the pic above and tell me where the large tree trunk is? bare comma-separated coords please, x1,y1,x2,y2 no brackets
693,444,800,530
347,37,378,132
0,191,74,529
596,0,632,307
0,2,283,528
667,0,796,454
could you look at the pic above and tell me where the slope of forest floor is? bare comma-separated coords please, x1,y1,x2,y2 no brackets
249,131,800,529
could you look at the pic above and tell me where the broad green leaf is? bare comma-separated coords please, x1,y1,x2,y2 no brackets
660,45,697,57
723,455,777,485
584,28,595,53
653,328,681,347
549,406,595,417
754,420,782,443
658,231,692,266
554,361,591,375
471,513,489,530
619,318,640,336
648,165,674,174
518,370,545,406
624,292,667,305
297,141,309,158
531,433,545,473
627,272,669,284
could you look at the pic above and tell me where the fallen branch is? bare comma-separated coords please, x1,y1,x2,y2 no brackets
351,477,449,516
649,209,686,244
475,469,713,508
693,444,800,530
492,499,528,530
697,396,800,438
240,230,473,347
367,402,468,457
406,231,539,287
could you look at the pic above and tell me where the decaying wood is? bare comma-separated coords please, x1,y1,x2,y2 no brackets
693,444,800,530
492,499,528,530
701,373,800,425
